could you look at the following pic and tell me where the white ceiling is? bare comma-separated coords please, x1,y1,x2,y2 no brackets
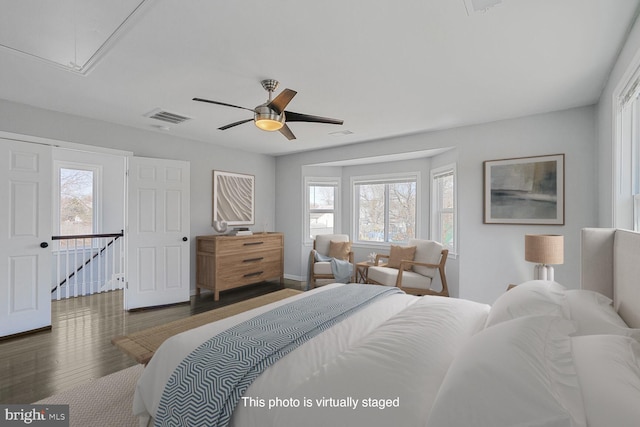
0,0,638,156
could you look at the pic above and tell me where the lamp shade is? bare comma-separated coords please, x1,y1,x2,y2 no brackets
525,234,564,265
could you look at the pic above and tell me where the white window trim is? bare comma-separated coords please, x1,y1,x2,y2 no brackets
350,171,421,248
303,176,341,245
612,47,640,230
635,194,640,232
53,160,103,249
430,163,457,258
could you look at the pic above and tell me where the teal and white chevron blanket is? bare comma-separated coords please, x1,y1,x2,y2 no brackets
154,284,403,427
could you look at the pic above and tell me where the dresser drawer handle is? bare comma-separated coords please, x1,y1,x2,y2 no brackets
243,257,264,263
243,241,264,246
244,271,263,278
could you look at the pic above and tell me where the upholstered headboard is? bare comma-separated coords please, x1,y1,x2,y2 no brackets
581,228,640,328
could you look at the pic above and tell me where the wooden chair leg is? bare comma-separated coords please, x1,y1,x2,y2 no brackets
438,266,449,297
437,250,449,297
308,249,317,290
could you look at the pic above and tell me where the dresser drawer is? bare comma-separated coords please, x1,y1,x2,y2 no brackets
217,248,282,268
216,252,283,291
215,235,282,254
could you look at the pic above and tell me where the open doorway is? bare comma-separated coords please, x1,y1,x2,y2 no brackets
1,136,191,338
50,148,126,301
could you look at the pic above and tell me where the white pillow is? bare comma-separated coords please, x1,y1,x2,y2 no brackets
487,284,640,339
572,335,640,427
427,315,586,427
565,290,639,337
485,280,569,328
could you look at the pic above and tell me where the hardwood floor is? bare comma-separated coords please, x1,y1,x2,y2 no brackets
0,280,302,404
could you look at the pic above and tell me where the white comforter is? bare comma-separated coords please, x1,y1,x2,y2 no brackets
133,283,490,426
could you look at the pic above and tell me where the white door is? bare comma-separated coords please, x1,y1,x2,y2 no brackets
126,156,190,310
0,139,52,337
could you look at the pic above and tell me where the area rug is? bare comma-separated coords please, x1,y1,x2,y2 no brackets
34,364,144,427
112,288,302,364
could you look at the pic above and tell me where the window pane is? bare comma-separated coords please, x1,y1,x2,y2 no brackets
310,212,334,239
309,185,335,210
358,184,385,242
60,168,94,236
388,182,416,242
356,180,416,243
440,212,454,248
438,174,454,209
432,169,455,253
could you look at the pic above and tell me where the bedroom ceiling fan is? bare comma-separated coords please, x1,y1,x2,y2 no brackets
193,79,344,140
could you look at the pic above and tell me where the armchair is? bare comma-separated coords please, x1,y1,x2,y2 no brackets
366,239,449,297
308,234,355,289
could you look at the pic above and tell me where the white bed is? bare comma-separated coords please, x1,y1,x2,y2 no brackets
134,228,640,427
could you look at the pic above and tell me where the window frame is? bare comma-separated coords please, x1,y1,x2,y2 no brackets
613,53,640,231
53,160,102,248
351,172,420,247
303,176,341,245
430,163,457,257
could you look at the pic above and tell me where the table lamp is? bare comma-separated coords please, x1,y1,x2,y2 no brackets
524,234,564,281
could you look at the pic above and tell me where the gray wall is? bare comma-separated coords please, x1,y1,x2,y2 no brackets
277,106,598,304
0,98,276,294
0,98,599,304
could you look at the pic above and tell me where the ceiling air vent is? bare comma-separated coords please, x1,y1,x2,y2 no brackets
329,130,354,137
463,0,502,14
145,108,192,125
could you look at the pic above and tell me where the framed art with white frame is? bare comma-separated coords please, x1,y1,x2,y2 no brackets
483,154,565,225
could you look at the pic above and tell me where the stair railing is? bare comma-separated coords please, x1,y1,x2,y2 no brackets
51,231,124,300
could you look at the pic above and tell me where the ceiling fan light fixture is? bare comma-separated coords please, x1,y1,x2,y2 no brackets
254,107,285,131
193,79,342,140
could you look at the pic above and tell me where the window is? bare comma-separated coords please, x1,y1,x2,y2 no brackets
431,165,456,255
54,162,101,248
59,167,95,235
616,65,640,230
353,174,418,244
305,177,340,242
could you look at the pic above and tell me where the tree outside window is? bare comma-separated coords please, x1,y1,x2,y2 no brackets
355,177,416,243
59,167,95,248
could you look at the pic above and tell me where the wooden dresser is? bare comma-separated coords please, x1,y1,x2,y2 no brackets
196,233,284,301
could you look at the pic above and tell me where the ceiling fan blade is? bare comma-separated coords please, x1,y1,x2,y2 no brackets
218,118,253,130
284,110,344,125
279,124,296,140
268,89,297,114
193,97,255,112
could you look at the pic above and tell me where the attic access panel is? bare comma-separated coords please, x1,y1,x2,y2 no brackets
0,0,150,74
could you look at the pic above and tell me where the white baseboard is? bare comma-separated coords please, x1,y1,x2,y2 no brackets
285,273,306,282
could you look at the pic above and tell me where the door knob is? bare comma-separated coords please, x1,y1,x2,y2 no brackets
40,242,49,248
182,237,188,242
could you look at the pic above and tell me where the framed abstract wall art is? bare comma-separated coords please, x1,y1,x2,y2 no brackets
483,154,564,225
212,170,255,226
